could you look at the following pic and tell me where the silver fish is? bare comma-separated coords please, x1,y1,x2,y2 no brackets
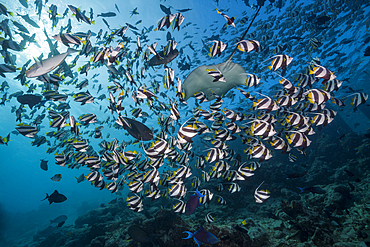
26,48,78,78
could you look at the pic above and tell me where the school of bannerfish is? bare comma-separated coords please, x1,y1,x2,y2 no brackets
0,0,369,216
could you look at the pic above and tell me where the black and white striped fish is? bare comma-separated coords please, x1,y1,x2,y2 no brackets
128,180,143,193
254,181,270,203
169,182,187,197
16,124,39,137
350,92,368,107
245,73,260,88
163,67,175,89
310,64,336,83
236,39,260,52
304,89,331,105
253,94,279,112
173,199,186,213
194,92,208,103
208,40,227,57
206,68,226,82
205,212,215,223
267,54,293,71
286,131,311,149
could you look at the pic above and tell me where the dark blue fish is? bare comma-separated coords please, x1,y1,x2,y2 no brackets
316,15,331,25
286,170,307,179
126,22,138,30
160,4,171,15
344,170,361,182
102,18,111,30
298,187,326,194
17,13,40,28
257,0,267,6
130,7,138,17
19,0,28,8
148,49,179,67
166,31,172,41
185,187,204,215
50,215,67,224
40,159,48,171
57,221,65,228
276,0,282,10
17,94,42,109
176,8,192,13
363,37,370,45
242,0,250,7
338,133,346,141
179,62,190,71
183,226,218,247
116,116,153,141
115,4,120,13
365,46,370,56
12,20,29,33
128,225,157,246
41,190,67,204
97,12,116,17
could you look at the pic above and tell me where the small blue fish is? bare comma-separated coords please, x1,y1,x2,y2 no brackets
185,187,204,215
183,226,218,247
298,186,326,194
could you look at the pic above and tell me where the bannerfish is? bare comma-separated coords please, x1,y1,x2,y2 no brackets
26,48,78,78
41,190,67,204
40,159,48,171
16,94,42,109
183,226,218,247
15,124,39,138
185,187,205,215
148,49,179,67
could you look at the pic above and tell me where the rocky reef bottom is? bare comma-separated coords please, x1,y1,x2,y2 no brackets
4,131,370,247
9,177,370,247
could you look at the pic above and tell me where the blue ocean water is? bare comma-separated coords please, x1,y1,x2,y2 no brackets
0,0,369,246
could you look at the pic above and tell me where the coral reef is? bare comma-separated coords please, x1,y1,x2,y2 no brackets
6,133,370,247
